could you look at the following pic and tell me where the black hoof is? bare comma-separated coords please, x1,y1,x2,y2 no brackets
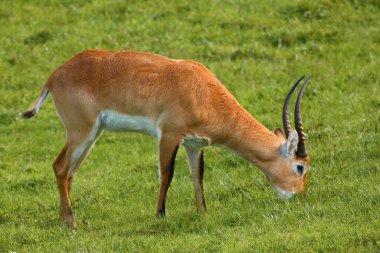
156,208,165,218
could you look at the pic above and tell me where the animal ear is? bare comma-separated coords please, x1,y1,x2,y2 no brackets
286,130,298,155
281,130,298,158
274,128,285,140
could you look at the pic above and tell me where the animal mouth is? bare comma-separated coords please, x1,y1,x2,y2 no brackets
274,186,295,199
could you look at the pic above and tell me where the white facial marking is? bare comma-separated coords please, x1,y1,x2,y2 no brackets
99,110,160,137
274,186,295,200
292,163,306,176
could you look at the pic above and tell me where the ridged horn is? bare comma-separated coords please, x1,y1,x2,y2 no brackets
282,76,304,138
295,76,311,158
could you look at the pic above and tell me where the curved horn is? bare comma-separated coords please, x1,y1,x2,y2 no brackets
283,76,304,138
295,76,311,158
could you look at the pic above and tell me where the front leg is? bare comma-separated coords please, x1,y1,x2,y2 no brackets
156,134,180,217
185,147,206,211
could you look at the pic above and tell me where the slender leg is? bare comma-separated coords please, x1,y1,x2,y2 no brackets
52,145,75,227
185,147,206,211
52,123,101,228
156,135,180,217
67,127,102,195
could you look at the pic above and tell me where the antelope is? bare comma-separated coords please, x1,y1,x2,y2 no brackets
22,50,311,228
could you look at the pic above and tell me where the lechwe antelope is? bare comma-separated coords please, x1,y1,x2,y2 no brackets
22,50,311,227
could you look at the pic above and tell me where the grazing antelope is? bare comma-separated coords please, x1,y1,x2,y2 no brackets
22,50,311,228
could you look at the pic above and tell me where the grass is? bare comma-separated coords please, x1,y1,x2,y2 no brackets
0,0,379,252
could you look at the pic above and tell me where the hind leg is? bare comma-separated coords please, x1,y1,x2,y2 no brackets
53,120,102,227
67,125,102,195
52,145,74,227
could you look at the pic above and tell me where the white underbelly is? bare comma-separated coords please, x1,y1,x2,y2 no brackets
99,110,160,137
99,110,211,149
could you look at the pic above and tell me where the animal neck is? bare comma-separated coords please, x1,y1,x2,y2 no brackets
218,108,283,171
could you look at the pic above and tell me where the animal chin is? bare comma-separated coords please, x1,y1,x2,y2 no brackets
274,186,295,200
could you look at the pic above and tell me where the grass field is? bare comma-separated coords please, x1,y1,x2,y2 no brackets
1,0,379,252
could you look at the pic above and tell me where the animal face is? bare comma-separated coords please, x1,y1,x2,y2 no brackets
268,153,310,199
268,76,311,199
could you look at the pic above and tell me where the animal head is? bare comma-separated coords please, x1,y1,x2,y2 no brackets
268,77,311,199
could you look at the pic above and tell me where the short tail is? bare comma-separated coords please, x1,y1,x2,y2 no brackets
21,86,50,119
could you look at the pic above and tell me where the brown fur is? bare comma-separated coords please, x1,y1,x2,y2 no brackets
24,50,309,227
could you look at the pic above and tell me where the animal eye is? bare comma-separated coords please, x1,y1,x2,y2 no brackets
296,165,304,175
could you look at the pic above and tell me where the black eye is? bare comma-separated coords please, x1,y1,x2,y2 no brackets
297,165,304,175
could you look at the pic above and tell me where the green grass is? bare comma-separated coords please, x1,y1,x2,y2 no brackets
1,0,379,252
